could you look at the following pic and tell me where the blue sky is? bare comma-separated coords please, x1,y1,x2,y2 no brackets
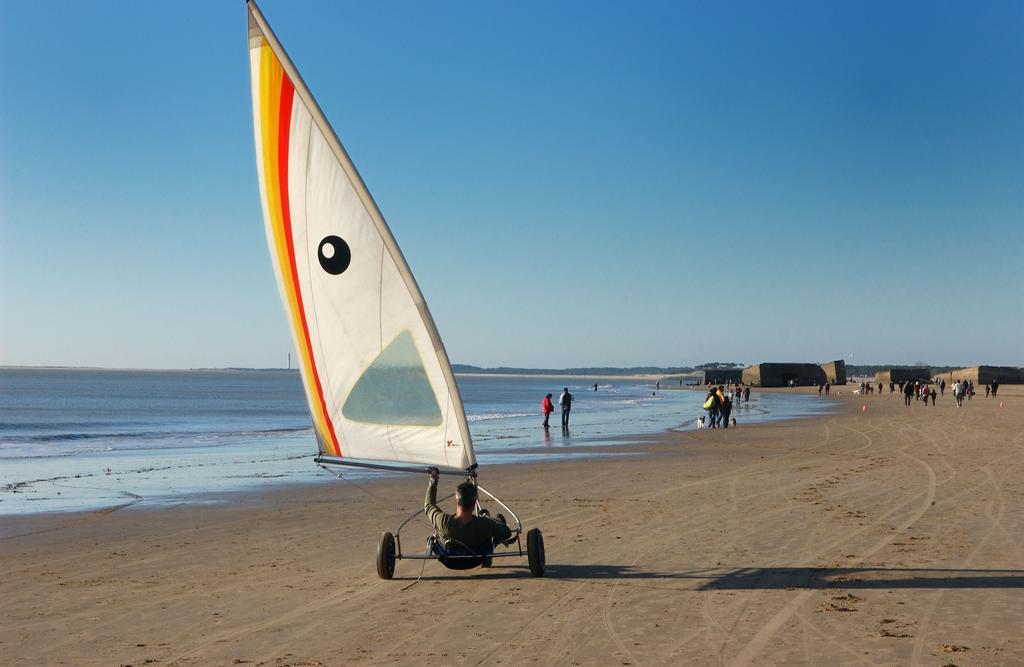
1,0,1021,369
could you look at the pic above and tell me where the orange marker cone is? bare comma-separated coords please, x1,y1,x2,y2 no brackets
862,404,867,413
1000,401,1005,408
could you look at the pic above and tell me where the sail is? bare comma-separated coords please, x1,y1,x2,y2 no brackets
246,1,474,472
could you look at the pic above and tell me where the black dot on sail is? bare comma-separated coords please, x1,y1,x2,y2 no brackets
318,235,351,275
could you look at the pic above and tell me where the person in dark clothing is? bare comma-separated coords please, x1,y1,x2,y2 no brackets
743,386,751,402
903,381,913,406
721,395,733,428
824,382,830,395
559,388,573,428
992,381,1000,397
424,468,512,552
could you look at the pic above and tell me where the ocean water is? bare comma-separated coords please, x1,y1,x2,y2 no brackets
0,369,833,515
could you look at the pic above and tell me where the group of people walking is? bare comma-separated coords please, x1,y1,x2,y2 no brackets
901,380,938,406
950,379,1001,406
702,384,751,428
541,388,573,429
860,377,1001,409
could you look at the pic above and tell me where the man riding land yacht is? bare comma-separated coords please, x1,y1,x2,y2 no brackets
425,467,513,554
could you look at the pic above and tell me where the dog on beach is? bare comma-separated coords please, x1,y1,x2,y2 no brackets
697,416,705,429
731,417,738,427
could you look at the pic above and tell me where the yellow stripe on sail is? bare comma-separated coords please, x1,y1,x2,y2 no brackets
256,41,338,455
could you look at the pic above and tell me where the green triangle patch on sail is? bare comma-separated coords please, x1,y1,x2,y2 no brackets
342,330,443,427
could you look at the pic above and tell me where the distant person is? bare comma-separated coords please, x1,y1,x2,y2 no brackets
992,381,999,397
930,388,937,405
878,382,883,394
967,381,974,400
818,383,823,396
541,393,554,429
593,383,598,392
559,388,573,428
952,381,963,408
939,378,945,396
743,386,751,402
889,382,895,393
824,381,830,395
903,381,913,406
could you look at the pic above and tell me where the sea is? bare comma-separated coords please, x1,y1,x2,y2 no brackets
0,368,834,516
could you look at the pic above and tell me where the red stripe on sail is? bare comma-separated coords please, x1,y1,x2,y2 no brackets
277,75,342,457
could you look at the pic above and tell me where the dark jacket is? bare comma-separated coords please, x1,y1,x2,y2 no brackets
424,482,512,550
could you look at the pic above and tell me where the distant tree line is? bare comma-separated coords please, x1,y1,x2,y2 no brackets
196,363,967,376
453,362,742,376
453,363,967,377
452,364,696,376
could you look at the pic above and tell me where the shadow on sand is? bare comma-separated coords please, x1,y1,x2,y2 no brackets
546,564,1024,590
396,564,1024,589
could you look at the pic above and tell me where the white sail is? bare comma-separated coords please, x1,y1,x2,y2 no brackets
247,1,474,472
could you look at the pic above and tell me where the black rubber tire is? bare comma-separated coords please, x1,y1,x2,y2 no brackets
526,528,545,577
376,531,396,580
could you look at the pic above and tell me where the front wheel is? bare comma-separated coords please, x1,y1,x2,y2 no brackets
526,528,545,577
376,531,396,579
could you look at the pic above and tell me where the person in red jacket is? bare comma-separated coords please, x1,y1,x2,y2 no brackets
541,393,554,428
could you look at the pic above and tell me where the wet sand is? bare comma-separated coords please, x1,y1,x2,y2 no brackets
2,386,1022,665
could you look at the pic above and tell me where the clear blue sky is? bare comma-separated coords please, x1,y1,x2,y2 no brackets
1,0,1021,369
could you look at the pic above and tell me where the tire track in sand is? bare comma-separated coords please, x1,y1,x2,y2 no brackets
725,418,938,667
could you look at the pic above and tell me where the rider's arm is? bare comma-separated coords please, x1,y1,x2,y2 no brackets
424,469,444,531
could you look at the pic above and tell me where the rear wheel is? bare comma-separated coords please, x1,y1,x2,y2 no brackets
527,528,545,577
376,531,396,579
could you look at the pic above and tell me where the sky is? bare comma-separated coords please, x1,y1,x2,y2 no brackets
1,0,1021,370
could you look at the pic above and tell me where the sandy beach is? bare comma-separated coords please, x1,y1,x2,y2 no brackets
2,386,1022,665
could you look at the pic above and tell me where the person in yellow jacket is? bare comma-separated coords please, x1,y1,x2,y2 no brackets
703,388,721,428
